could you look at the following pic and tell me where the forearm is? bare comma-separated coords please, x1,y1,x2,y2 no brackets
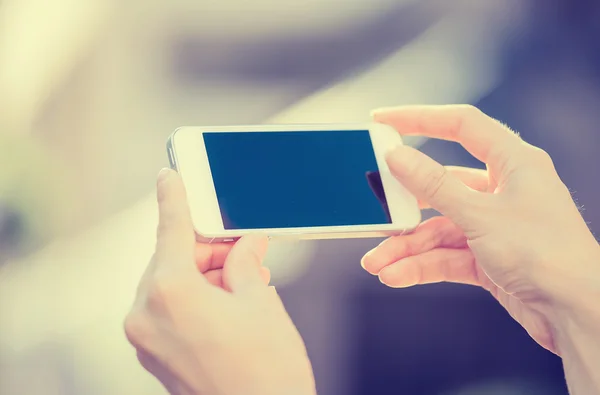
556,309,600,395
551,249,600,395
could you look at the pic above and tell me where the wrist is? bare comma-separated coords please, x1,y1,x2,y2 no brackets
542,244,600,350
537,241,600,317
265,368,317,395
239,359,317,395
549,284,600,394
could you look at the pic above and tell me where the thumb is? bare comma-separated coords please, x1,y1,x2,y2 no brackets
386,145,474,221
223,235,269,294
155,168,196,272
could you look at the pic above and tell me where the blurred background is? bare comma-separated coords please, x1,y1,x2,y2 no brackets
1,0,599,394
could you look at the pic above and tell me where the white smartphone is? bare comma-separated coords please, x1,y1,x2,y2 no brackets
166,123,421,243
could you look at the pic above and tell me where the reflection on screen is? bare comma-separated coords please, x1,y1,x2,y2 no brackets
203,130,391,230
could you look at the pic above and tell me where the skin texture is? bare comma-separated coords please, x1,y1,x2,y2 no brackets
363,105,600,394
125,105,600,395
124,169,316,395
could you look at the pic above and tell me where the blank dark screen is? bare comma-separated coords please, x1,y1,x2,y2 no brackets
203,130,391,229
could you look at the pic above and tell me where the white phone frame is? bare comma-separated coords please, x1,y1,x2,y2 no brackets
167,123,421,243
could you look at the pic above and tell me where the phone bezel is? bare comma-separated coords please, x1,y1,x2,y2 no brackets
168,123,421,242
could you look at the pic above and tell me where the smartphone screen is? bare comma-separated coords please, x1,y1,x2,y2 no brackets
202,130,392,230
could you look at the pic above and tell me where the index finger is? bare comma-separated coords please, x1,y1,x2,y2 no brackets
372,104,524,165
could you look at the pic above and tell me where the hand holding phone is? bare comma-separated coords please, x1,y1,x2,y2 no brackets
167,123,420,242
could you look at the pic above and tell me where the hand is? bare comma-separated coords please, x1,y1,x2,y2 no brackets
124,169,316,395
361,105,600,354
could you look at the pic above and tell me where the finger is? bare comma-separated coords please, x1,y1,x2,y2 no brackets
195,242,234,273
378,248,480,288
154,168,196,274
223,235,269,294
386,145,479,220
372,104,524,165
417,166,489,209
204,267,271,289
203,269,225,288
361,216,466,274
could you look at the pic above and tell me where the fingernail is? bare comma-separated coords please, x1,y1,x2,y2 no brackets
360,257,368,270
378,274,389,286
360,250,374,269
157,168,171,183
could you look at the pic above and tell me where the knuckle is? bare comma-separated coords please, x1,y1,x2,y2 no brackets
147,273,183,307
135,350,153,371
457,104,484,125
422,166,449,200
515,145,556,176
124,312,150,347
446,105,484,141
459,104,483,118
529,147,554,168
